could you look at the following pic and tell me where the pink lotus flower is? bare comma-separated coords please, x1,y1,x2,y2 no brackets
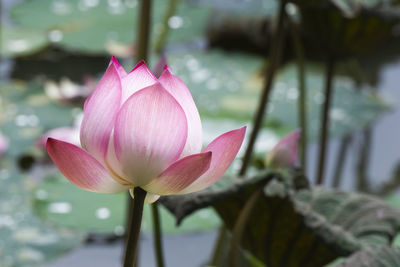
265,130,300,168
0,134,9,155
46,57,246,203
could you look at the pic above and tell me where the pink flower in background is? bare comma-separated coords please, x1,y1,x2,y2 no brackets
46,57,245,203
265,130,300,168
38,114,82,148
0,134,9,155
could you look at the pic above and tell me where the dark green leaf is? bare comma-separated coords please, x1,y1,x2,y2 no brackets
162,171,400,266
331,246,400,267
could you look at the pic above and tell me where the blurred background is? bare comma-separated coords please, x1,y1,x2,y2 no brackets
1,0,400,266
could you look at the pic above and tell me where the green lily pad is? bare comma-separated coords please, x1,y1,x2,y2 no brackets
167,51,388,140
291,0,400,60
0,161,82,267
0,26,48,57
162,171,400,266
331,246,400,267
11,0,211,54
33,172,220,234
0,81,76,158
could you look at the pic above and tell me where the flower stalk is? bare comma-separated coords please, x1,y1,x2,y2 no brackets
291,22,307,173
239,0,287,176
316,57,335,185
210,1,287,265
123,187,147,267
151,202,165,267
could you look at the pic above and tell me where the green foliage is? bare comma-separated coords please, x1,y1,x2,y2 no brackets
0,161,82,267
0,81,75,158
167,51,388,139
332,246,400,267
162,171,400,266
11,0,210,54
33,173,221,234
0,26,48,57
292,0,400,59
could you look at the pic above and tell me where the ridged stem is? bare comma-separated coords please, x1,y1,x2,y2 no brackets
151,202,165,267
209,1,287,265
123,188,147,267
316,57,335,185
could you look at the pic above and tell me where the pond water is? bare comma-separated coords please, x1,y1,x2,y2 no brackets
1,0,400,267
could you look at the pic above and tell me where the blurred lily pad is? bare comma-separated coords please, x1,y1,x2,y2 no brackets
0,26,48,57
0,81,76,158
11,0,211,54
0,161,81,267
167,51,388,140
292,0,400,60
33,172,220,234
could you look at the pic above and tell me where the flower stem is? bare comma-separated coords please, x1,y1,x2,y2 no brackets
209,1,287,265
124,1,153,266
154,0,180,54
123,187,147,267
136,0,152,62
228,189,263,267
332,134,352,188
239,0,287,176
316,57,335,185
151,202,165,267
291,22,308,173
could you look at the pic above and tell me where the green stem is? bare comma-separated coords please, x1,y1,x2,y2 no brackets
228,189,263,267
291,22,307,173
332,134,352,188
123,1,153,266
136,0,152,62
151,202,165,267
356,127,372,192
316,57,335,185
154,0,180,54
209,226,227,266
209,1,287,265
123,187,147,267
239,0,287,176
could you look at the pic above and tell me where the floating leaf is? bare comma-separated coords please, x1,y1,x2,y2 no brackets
167,52,388,140
291,0,400,59
0,162,81,267
162,171,400,266
11,0,211,54
0,26,48,57
0,81,76,158
33,172,220,234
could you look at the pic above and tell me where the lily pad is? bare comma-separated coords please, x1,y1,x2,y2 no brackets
0,81,76,158
0,26,48,57
11,0,211,54
0,161,81,267
332,246,400,267
33,172,220,234
162,171,400,266
167,51,388,140
291,0,400,60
